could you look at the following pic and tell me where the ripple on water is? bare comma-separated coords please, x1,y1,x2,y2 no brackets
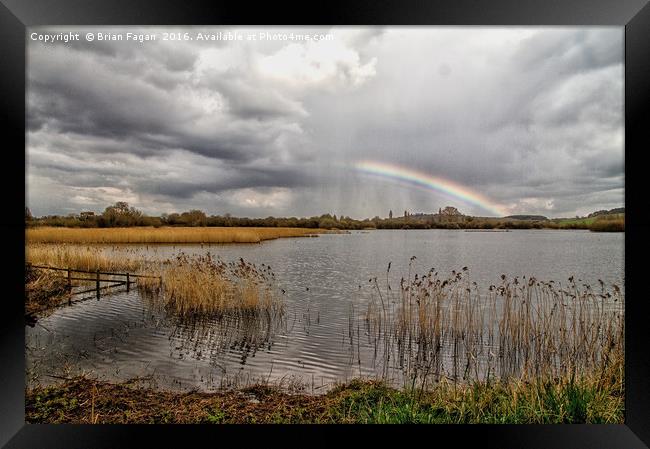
26,230,624,392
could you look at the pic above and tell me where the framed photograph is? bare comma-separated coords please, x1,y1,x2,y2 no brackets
3,0,649,447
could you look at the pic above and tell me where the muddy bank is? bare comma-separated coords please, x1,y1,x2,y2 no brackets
26,375,623,424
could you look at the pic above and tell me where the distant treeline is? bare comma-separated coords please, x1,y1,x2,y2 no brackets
587,207,625,218
24,203,625,232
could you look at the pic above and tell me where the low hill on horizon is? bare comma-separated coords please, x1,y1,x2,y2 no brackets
503,215,548,221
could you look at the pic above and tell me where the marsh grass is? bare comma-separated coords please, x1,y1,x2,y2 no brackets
589,216,625,232
25,244,145,316
324,373,623,424
25,244,283,320
27,226,324,244
26,244,143,272
25,265,71,316
138,252,284,320
358,260,624,390
551,214,624,232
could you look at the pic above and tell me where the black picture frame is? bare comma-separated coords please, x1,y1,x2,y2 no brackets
2,0,649,447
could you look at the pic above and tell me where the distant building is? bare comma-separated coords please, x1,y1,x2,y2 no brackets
80,211,95,219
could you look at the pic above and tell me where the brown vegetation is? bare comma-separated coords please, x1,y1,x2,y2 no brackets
589,216,625,232
26,227,324,244
25,265,71,317
138,253,283,319
358,262,624,385
25,244,282,319
26,244,143,272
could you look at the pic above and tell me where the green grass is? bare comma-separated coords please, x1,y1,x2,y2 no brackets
323,378,622,424
552,214,624,231
554,217,598,227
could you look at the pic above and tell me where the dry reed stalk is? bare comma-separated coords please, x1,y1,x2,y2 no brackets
27,226,324,244
138,253,284,319
361,264,624,388
26,243,143,272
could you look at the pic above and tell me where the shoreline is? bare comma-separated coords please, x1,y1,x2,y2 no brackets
26,374,623,424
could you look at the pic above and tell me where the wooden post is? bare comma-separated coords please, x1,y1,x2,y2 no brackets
96,269,100,299
67,268,71,288
126,272,130,292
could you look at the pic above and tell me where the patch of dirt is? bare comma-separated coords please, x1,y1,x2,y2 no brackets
26,376,333,424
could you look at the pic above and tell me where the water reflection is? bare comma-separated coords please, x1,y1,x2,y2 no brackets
26,230,624,392
167,310,286,368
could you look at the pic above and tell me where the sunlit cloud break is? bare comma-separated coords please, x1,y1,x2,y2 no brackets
354,160,509,217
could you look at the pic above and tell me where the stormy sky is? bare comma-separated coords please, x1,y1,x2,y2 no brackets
26,27,624,218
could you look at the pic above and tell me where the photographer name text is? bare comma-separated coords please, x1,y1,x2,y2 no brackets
30,31,334,44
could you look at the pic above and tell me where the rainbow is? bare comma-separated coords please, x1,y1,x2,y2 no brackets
354,160,508,217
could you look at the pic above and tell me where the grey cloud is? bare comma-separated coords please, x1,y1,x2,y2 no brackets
27,35,317,171
136,165,317,199
223,86,306,120
27,27,623,218
513,29,621,75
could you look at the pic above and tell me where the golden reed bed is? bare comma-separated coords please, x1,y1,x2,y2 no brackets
137,253,283,318
25,245,283,317
26,226,324,244
26,244,143,272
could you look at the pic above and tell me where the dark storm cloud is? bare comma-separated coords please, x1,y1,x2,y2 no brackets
27,40,305,164
27,27,623,218
135,165,317,199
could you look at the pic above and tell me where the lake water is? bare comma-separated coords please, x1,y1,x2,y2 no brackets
26,229,624,393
